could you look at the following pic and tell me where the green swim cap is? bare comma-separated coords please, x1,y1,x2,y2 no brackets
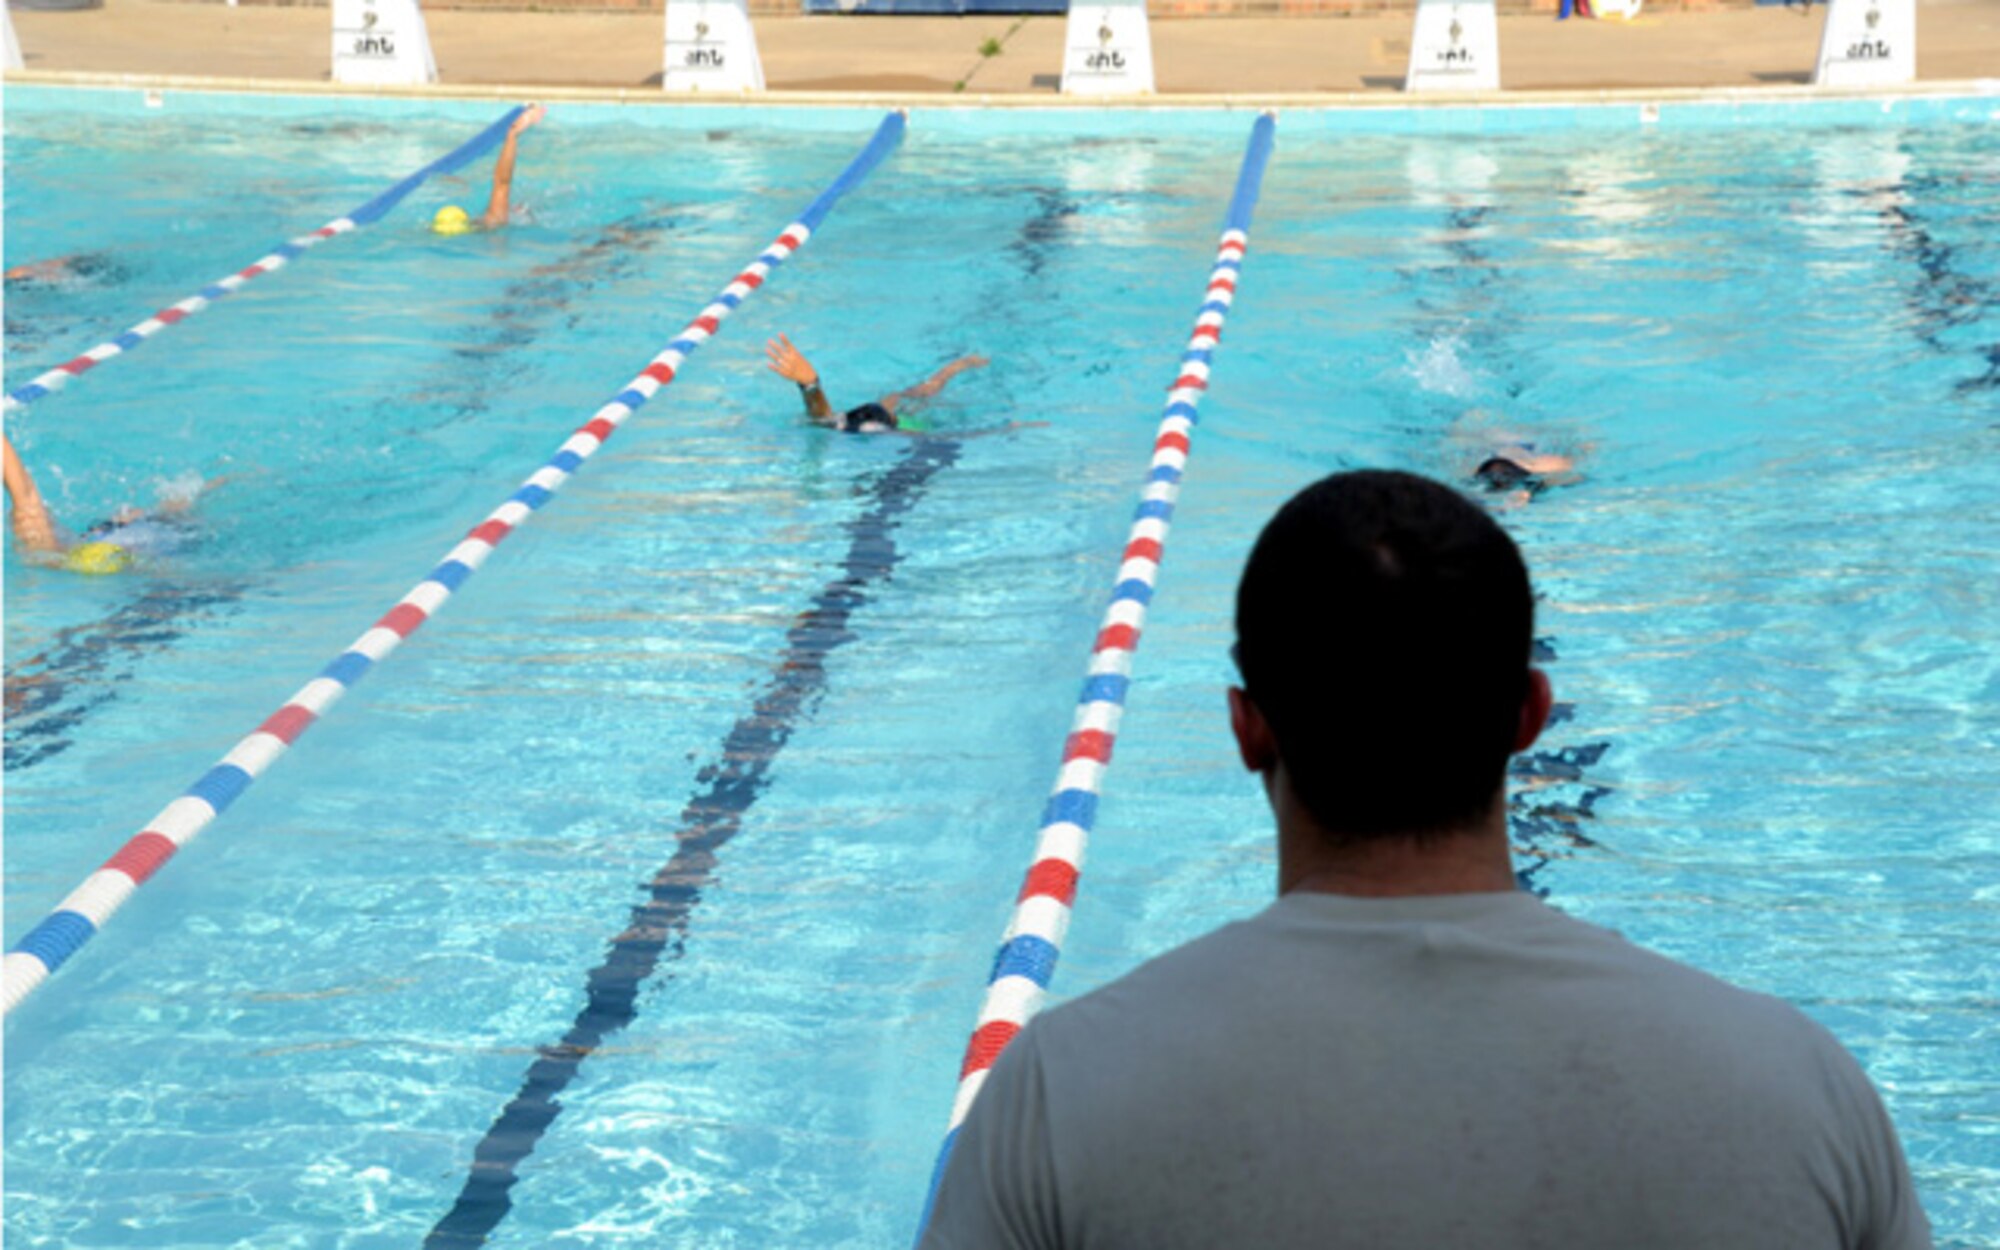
432,205,474,236
63,541,134,576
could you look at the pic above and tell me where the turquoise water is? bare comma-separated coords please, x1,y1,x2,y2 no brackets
5,98,1996,1247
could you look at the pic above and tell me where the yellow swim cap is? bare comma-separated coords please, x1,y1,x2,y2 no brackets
63,541,134,576
432,205,474,236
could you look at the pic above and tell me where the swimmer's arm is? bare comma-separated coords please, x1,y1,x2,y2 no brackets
1518,452,1580,486
3,435,64,554
765,335,836,424
4,256,76,284
479,103,545,229
799,383,836,424
152,475,226,517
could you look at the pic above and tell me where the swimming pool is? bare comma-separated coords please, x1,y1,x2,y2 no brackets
5,87,1996,1247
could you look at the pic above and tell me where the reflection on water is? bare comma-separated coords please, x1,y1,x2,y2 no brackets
3,113,1995,1247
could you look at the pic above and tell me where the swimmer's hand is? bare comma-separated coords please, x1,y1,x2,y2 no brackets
764,334,818,387
512,103,547,136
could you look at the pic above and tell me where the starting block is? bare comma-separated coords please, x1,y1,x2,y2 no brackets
1405,0,1500,93
331,0,438,86
1061,0,1155,96
663,0,766,93
1814,0,1914,87
4,5,24,73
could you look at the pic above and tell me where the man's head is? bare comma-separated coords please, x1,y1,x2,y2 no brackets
1231,469,1546,840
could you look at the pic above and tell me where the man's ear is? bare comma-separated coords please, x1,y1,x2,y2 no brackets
1514,667,1553,754
1230,686,1278,774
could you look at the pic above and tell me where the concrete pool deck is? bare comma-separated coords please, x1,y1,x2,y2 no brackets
5,0,1998,99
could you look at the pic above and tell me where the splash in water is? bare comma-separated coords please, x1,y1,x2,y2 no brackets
1408,334,1481,399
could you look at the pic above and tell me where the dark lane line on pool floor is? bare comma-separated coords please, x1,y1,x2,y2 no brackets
1408,194,1613,888
424,437,961,1250
1,209,683,774
421,178,1081,1239
3,581,250,772
1871,168,1999,398
427,177,1074,1241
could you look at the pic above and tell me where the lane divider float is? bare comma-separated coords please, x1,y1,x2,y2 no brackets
4,105,527,414
917,110,1277,1235
1,110,911,1018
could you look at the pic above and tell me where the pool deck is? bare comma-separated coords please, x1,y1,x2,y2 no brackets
6,0,1998,101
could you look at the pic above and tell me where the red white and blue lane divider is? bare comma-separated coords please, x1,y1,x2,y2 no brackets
2,106,527,415
917,111,1276,1235
0,111,909,1019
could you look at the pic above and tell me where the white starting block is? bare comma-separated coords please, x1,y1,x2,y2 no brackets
331,0,438,86
663,0,765,93
1404,0,1500,93
1814,0,1914,88
1060,0,1155,96
5,5,26,73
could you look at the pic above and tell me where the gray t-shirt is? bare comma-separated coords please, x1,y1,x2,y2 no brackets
922,890,1929,1250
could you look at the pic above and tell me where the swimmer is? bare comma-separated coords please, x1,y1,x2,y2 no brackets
1472,443,1578,508
4,434,209,575
1449,411,1582,508
5,252,123,289
764,334,990,434
431,103,547,236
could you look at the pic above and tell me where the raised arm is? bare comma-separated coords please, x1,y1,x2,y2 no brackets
765,334,836,423
478,103,547,230
3,434,64,554
1517,451,1579,486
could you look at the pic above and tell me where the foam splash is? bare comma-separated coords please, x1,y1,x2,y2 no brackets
1409,335,1480,399
152,470,208,510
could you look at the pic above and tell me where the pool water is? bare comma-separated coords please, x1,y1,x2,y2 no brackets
4,98,1996,1247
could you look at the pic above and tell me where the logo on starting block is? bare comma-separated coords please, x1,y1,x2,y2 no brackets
1061,1,1155,96
664,0,765,92
1814,0,1914,87
331,0,438,85
1405,0,1499,93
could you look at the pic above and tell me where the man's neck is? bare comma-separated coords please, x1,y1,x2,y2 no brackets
1272,780,1518,898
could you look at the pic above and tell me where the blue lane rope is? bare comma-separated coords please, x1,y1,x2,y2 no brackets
1,111,910,1020
4,106,525,412
347,108,526,226
915,111,1278,1241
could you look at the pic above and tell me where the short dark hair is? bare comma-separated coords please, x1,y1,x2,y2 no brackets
1233,469,1534,838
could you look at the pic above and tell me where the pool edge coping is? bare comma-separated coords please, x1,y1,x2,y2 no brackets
7,67,1999,112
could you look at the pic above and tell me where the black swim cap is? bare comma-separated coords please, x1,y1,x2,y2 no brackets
842,403,898,433
1473,457,1535,492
